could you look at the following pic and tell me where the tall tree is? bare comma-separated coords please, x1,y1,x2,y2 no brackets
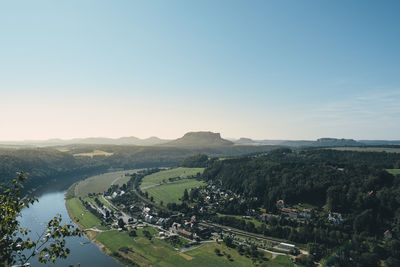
0,173,81,266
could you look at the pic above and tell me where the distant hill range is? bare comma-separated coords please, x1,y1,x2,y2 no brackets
162,131,234,147
1,132,399,148
0,136,170,147
232,137,400,147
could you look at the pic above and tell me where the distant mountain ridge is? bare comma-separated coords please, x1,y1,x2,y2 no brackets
162,131,233,147
0,136,170,147
231,137,391,147
1,132,399,148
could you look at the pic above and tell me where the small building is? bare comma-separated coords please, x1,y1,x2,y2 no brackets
328,212,344,223
142,207,151,216
177,229,200,241
281,208,298,219
279,242,295,250
177,229,193,239
260,213,274,222
276,200,285,209
130,205,140,212
145,214,156,224
171,222,181,233
300,209,311,218
384,230,393,239
156,218,166,226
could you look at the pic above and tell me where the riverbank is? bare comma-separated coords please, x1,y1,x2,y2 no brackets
65,171,299,267
18,189,122,267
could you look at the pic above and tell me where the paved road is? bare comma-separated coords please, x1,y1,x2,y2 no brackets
102,195,132,224
199,221,308,255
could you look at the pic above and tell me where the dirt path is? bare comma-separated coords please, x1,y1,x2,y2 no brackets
140,183,161,190
180,240,215,253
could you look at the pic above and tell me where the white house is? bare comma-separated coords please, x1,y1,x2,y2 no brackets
279,242,295,250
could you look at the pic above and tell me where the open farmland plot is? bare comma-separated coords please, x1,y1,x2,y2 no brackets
96,229,270,267
387,169,400,175
143,178,205,204
330,147,400,153
73,149,114,157
66,198,105,229
75,170,137,197
140,167,204,188
217,213,263,228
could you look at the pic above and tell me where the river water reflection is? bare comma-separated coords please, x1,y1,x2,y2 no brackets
19,190,122,267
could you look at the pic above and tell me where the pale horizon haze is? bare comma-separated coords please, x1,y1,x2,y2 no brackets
1,1,400,141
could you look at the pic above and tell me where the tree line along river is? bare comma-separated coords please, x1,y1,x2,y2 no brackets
18,183,122,266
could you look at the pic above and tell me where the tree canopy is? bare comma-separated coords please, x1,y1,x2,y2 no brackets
0,173,81,266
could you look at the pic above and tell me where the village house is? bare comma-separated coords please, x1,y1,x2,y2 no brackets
279,242,295,250
129,205,140,212
281,207,298,219
145,214,156,224
142,207,151,216
156,218,166,226
171,222,182,233
260,213,274,222
328,212,344,223
384,230,393,239
276,200,285,209
177,229,200,241
300,209,311,218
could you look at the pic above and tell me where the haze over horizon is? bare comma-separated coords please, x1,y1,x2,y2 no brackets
1,0,400,141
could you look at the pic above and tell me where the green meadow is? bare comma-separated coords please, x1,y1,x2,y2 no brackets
144,179,205,204
65,198,107,230
74,170,137,197
140,167,204,188
217,213,263,228
95,227,295,267
387,169,400,175
140,167,205,205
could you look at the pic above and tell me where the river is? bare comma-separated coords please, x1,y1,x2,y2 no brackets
18,188,122,267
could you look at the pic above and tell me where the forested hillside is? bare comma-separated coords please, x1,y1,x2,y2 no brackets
0,144,278,192
0,148,108,190
201,149,400,266
203,148,400,215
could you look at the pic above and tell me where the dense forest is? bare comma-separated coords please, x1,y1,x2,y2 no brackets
201,149,400,266
0,148,107,191
0,144,277,192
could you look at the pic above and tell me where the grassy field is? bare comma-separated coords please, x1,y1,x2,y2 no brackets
96,227,293,267
266,255,297,267
74,170,137,197
140,167,204,188
143,178,205,204
65,198,296,267
140,167,205,205
65,198,106,230
217,213,263,228
387,169,400,175
330,147,400,153
73,150,114,157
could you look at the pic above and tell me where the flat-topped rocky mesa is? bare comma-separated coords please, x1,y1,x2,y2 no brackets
163,131,233,147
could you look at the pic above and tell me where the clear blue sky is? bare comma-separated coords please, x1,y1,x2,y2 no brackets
0,0,399,140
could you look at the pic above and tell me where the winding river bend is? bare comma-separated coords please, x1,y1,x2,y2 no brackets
19,187,122,266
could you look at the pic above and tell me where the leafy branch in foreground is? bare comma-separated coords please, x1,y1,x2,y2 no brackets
0,172,81,266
